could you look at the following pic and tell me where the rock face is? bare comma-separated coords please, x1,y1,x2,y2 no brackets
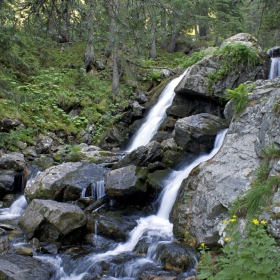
106,165,149,204
0,152,26,198
0,254,52,280
174,113,228,153
171,77,280,245
18,199,87,244
175,33,266,99
113,141,162,169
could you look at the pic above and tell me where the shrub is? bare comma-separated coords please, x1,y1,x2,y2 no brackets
224,84,249,115
197,217,280,280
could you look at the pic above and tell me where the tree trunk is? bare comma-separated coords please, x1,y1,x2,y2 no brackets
104,2,115,58
112,43,119,96
167,32,178,53
84,0,95,72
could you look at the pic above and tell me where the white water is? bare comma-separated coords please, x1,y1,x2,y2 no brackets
0,195,27,220
269,57,280,79
51,129,227,280
81,180,105,200
126,69,189,152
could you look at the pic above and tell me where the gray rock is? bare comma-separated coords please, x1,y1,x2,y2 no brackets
0,254,52,280
15,141,27,150
175,33,265,99
132,101,145,117
267,46,280,57
0,152,25,171
0,236,10,254
17,246,34,256
0,116,20,132
171,79,280,245
220,33,262,51
106,165,149,204
134,91,148,104
24,162,83,202
18,199,87,244
36,135,53,154
94,60,105,71
161,138,178,151
113,141,162,169
174,113,228,153
23,146,37,157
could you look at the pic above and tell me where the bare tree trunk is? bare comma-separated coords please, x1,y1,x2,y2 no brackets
104,1,115,58
148,4,157,59
84,0,95,72
112,43,119,96
167,31,178,53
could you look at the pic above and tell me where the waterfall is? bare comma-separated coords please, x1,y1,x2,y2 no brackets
91,180,105,200
0,195,27,220
55,129,227,279
269,57,280,79
0,166,41,220
126,69,189,152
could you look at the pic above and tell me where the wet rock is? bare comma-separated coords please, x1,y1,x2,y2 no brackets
162,150,183,168
113,141,162,169
18,199,87,245
0,116,20,132
36,135,53,154
0,254,52,280
267,46,280,57
41,243,59,254
17,245,34,256
0,236,10,254
106,165,149,204
157,243,197,272
147,170,170,196
87,211,137,242
0,152,26,199
174,113,228,153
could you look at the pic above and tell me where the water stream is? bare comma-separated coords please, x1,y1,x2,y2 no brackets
51,129,227,280
126,69,189,152
268,57,280,79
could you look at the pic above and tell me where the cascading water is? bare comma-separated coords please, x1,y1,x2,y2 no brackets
80,180,105,200
126,69,189,152
268,57,280,79
53,129,228,280
0,166,41,220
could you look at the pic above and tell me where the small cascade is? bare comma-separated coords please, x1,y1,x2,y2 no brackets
126,69,189,152
55,129,227,279
91,180,105,200
94,221,98,239
0,195,27,220
0,166,41,220
268,57,280,79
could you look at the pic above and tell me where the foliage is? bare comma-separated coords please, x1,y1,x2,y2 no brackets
178,49,216,69
224,84,249,115
207,43,260,95
230,144,280,218
197,217,280,280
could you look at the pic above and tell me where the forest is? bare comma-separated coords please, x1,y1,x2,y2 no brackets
0,0,280,149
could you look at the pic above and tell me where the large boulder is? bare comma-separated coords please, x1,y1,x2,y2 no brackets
18,199,87,244
0,254,52,280
106,165,149,204
175,33,266,99
171,78,280,245
24,162,108,202
174,113,228,153
113,141,162,169
24,162,82,202
0,152,26,199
